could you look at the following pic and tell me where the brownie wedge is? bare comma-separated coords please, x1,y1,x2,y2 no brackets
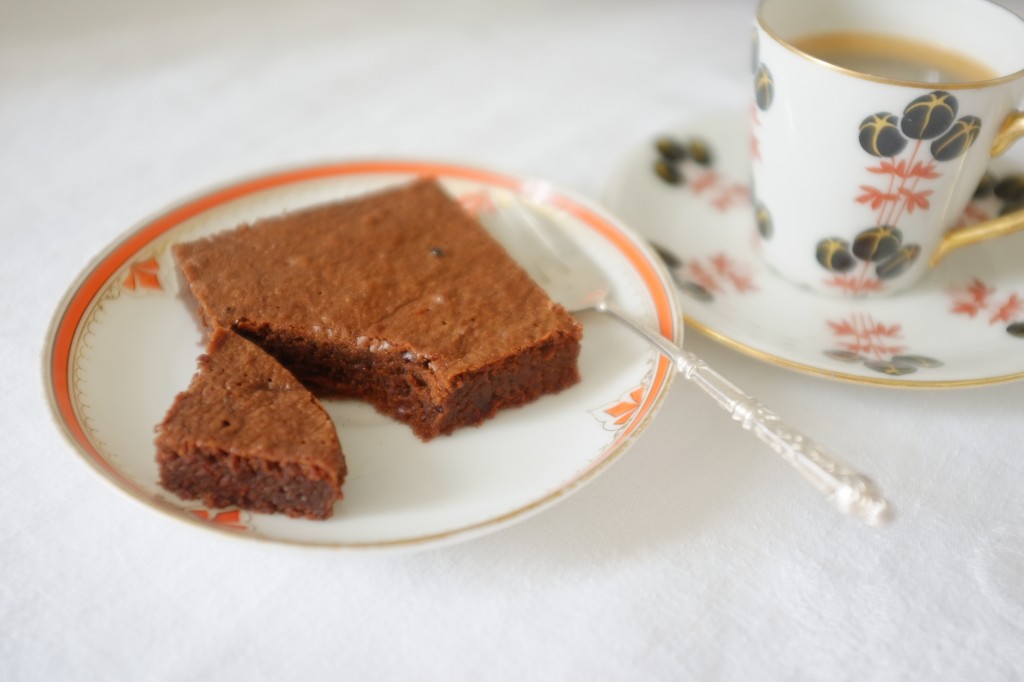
156,328,346,519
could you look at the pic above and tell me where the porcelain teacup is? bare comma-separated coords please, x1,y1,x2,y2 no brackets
751,0,1024,296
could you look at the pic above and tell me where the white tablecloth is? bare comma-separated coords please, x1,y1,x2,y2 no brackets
4,0,1023,679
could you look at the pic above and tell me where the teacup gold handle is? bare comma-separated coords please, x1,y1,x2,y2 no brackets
990,110,1024,156
930,110,1024,267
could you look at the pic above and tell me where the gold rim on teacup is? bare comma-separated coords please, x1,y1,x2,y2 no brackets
756,1,1024,90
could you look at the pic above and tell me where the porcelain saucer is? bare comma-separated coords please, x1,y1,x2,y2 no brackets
605,109,1024,387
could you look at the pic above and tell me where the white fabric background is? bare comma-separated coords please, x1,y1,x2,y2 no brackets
3,0,1023,679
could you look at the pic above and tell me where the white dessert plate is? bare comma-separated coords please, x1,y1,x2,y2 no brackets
605,109,1024,387
45,160,681,550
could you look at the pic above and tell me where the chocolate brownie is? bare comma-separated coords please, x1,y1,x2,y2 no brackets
156,328,346,519
173,179,582,440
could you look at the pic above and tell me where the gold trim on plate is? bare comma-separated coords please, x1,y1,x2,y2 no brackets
685,315,1024,389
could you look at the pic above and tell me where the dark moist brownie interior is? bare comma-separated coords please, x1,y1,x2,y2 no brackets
172,178,583,440
155,328,346,520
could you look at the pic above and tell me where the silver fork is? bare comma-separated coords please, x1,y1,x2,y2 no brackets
485,196,892,526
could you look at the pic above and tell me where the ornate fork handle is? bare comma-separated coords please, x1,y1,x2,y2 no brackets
598,301,892,526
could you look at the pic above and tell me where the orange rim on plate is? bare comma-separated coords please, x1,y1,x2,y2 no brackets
45,160,681,548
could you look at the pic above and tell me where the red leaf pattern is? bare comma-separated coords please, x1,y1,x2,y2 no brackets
855,186,898,210
908,161,940,179
898,188,932,213
823,273,885,295
948,279,1024,326
992,293,1022,324
685,253,757,295
827,314,907,359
